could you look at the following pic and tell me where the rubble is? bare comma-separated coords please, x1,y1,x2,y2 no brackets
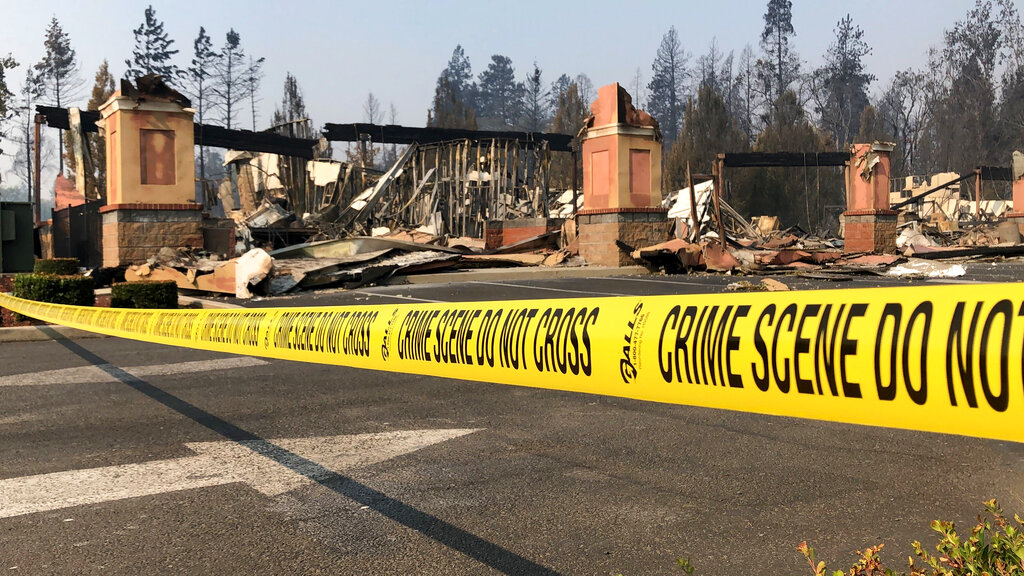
888,259,967,278
234,249,273,298
632,158,1024,282
725,278,790,292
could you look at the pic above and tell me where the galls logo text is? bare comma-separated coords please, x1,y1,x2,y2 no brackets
620,302,644,383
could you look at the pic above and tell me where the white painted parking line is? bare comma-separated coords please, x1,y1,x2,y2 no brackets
0,357,269,387
0,428,480,518
469,281,629,297
350,290,445,303
600,276,720,287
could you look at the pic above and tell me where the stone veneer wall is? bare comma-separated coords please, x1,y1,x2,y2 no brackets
843,211,897,253
101,204,203,267
578,208,672,267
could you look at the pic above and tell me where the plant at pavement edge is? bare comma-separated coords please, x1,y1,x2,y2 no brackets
110,281,177,309
799,499,1024,576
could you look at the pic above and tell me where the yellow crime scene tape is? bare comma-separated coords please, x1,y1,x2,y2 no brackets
3,284,1024,442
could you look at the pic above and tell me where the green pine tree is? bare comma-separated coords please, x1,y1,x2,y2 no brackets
647,26,689,146
757,0,800,112
124,5,181,82
477,55,522,129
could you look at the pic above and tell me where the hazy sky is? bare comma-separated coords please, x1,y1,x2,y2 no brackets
4,0,1017,131
2,0,1022,196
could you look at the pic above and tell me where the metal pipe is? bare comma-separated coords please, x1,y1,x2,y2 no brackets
33,114,43,226
687,161,699,241
713,155,727,245
571,140,579,221
974,168,981,220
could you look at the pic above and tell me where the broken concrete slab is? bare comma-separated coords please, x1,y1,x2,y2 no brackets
839,254,901,267
270,236,462,260
460,254,547,267
195,261,238,294
125,265,195,290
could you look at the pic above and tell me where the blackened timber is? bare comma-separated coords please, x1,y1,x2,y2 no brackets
323,123,573,152
37,106,100,132
721,152,848,167
195,124,317,158
36,105,318,158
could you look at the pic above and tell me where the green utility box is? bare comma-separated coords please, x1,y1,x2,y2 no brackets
1,202,34,273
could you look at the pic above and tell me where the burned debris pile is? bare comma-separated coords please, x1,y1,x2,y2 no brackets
632,159,1024,281
124,117,582,297
29,78,1024,299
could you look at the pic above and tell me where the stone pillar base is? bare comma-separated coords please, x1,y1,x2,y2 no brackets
484,217,564,250
578,208,672,267
1006,212,1024,236
101,203,203,267
843,210,898,253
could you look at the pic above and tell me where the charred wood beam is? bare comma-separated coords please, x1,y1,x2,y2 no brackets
721,152,848,167
37,106,100,132
322,123,573,152
36,105,318,159
194,124,317,158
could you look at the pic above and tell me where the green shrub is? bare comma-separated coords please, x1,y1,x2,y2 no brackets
110,281,178,309
12,274,95,307
33,258,80,276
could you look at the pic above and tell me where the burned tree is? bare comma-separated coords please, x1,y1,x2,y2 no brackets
184,27,220,181
34,17,82,173
211,29,248,130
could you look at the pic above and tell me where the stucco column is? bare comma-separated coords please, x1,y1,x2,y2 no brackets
96,78,203,267
577,83,671,266
843,142,897,253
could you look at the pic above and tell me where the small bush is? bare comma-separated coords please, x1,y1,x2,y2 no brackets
12,274,95,307
33,258,80,276
110,281,178,309
799,499,1024,576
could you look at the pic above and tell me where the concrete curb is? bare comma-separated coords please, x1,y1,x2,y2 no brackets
0,325,107,343
388,265,652,285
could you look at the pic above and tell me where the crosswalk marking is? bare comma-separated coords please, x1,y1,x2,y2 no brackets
0,429,480,518
0,357,269,387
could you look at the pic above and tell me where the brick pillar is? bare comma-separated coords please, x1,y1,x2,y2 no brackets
844,142,897,253
577,83,669,266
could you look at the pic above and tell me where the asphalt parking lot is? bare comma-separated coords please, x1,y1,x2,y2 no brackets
2,269,1023,574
